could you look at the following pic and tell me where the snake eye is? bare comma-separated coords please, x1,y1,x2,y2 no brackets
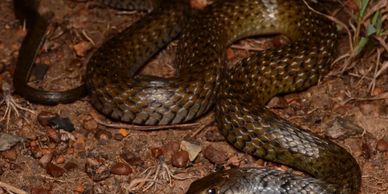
208,188,217,194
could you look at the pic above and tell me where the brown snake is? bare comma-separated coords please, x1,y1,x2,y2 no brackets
13,0,361,193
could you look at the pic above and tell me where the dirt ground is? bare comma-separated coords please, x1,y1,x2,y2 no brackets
0,0,387,193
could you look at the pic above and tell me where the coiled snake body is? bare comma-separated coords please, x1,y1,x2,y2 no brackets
13,0,361,193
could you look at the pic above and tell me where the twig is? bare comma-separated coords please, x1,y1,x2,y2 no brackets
0,181,28,194
1,82,35,127
125,159,193,192
81,30,96,46
342,92,388,104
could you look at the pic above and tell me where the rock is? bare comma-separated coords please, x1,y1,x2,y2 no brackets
37,111,58,126
55,155,65,164
171,151,189,168
72,41,92,57
226,48,235,61
203,145,228,165
0,149,17,160
180,140,201,162
191,0,208,9
325,116,364,139
39,153,53,168
376,137,388,152
267,97,289,109
85,158,110,181
162,141,180,162
94,129,112,141
73,184,84,193
64,161,78,171
361,140,372,159
83,119,98,131
150,147,163,159
54,142,69,155
371,87,384,96
118,128,129,137
111,162,132,175
0,132,23,151
48,117,75,132
73,133,86,151
47,128,60,143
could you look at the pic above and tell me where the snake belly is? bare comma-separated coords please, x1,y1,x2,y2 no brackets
13,0,361,193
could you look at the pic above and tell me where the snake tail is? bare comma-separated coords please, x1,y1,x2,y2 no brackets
13,0,87,104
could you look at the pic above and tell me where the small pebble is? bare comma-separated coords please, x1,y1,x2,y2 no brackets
171,151,189,168
73,184,85,193
31,148,44,159
255,159,265,166
37,111,58,126
191,0,208,9
83,119,98,131
59,132,72,142
47,128,60,143
0,149,17,161
94,129,112,140
46,162,65,177
39,153,53,168
226,48,235,61
120,150,144,166
371,87,384,96
48,142,56,149
150,147,163,159
0,133,23,151
325,116,364,139
113,133,124,141
31,145,52,159
118,128,129,137
19,127,37,140
111,162,132,175
203,145,228,165
362,140,372,159
85,158,110,181
180,140,201,161
49,117,75,132
55,155,66,164
376,137,388,152
72,41,92,57
272,36,289,47
64,161,79,171
73,133,86,150
267,96,289,109
30,187,51,194
54,142,69,155
162,141,180,162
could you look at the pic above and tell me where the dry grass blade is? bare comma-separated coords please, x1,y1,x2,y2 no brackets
0,81,35,128
125,159,192,192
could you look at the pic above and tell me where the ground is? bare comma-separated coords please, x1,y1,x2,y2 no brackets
0,0,387,193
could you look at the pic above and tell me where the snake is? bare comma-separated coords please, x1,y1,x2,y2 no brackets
13,0,361,193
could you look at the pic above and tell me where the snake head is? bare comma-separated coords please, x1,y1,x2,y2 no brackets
186,169,231,194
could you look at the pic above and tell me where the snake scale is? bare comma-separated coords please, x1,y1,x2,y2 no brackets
13,0,361,193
